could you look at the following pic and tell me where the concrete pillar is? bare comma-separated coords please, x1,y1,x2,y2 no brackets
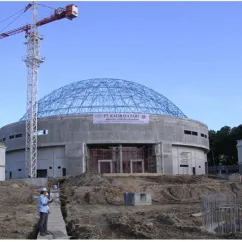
82,142,87,173
119,144,123,173
154,142,162,173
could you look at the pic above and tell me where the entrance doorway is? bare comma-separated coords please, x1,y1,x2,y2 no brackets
88,144,155,174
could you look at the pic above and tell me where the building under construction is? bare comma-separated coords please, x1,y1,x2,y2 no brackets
0,78,209,179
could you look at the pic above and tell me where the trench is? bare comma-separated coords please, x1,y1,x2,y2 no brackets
59,179,77,239
27,221,39,239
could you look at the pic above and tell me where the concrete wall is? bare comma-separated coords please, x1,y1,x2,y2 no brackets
0,114,209,178
172,146,206,175
0,142,6,181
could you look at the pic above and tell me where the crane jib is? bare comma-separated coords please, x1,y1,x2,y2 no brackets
0,4,78,40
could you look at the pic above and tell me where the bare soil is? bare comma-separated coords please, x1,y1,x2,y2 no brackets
60,173,242,239
0,180,39,239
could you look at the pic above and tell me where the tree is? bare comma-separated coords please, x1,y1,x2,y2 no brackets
208,124,242,165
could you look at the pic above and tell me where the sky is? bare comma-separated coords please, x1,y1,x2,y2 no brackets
0,1,242,131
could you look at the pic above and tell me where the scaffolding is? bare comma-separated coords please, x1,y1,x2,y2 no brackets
88,145,156,174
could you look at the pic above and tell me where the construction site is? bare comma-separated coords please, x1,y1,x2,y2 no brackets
1,1,242,240
1,174,242,239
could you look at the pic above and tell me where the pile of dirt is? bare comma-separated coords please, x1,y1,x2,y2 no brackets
62,174,242,205
63,172,112,187
106,212,157,239
0,180,38,239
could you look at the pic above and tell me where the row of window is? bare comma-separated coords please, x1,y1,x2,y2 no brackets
184,130,207,138
9,133,23,140
0,130,48,142
6,166,61,172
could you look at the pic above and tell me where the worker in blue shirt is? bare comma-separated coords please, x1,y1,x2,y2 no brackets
38,187,53,236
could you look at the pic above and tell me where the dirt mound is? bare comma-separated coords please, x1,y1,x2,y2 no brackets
0,180,38,239
159,183,235,202
157,213,186,227
106,212,156,239
105,211,219,239
141,175,210,184
0,181,36,205
63,174,241,205
64,172,112,187
0,179,29,187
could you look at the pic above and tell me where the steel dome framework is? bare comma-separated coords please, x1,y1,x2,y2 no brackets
21,78,187,119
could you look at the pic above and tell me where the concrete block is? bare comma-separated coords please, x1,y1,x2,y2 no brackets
124,192,152,206
228,173,241,182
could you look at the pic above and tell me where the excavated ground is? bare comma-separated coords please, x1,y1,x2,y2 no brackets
0,180,39,239
60,173,242,239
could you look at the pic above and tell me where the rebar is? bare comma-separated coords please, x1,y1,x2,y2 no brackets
201,193,242,235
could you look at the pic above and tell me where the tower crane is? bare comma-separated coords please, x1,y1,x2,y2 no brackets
0,2,78,178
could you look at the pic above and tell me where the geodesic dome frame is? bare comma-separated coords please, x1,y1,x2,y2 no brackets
21,78,187,120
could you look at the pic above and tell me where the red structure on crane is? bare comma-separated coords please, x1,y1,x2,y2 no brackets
0,4,78,39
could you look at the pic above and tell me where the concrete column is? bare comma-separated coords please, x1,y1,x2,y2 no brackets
161,142,164,175
82,142,87,173
154,142,162,173
119,144,123,173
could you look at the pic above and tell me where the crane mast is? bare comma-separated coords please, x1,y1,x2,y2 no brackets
24,2,44,178
0,2,78,178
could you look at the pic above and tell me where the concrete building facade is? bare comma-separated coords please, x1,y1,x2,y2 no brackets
0,114,209,179
0,78,209,179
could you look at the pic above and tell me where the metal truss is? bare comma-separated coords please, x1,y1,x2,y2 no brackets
21,78,187,119
23,2,44,178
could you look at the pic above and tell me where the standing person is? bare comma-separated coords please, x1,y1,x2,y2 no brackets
38,188,53,236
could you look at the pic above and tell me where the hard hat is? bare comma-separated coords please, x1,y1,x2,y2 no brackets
40,187,47,192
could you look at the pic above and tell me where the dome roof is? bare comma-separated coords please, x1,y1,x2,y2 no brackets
21,78,187,119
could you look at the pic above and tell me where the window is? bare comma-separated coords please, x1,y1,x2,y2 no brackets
184,130,192,135
37,130,48,136
9,135,14,139
192,131,198,136
199,166,201,168
18,169,21,171
58,166,61,169
180,164,189,167
0,137,6,142
49,167,52,169
201,133,208,139
15,133,22,138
